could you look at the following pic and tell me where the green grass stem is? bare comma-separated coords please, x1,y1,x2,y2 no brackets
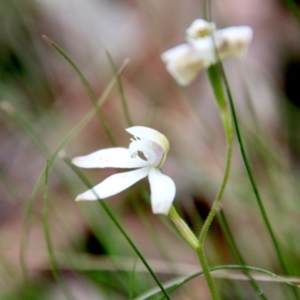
42,162,76,300
218,210,268,299
10,66,124,288
193,65,234,300
106,51,134,127
217,62,299,299
42,35,117,146
63,155,171,300
136,264,300,300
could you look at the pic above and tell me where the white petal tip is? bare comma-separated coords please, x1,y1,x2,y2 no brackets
72,157,81,166
72,156,96,168
75,196,85,202
148,169,176,216
151,198,174,215
75,194,98,201
152,209,170,216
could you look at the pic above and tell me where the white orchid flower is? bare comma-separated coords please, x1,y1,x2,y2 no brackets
161,19,253,86
72,126,176,215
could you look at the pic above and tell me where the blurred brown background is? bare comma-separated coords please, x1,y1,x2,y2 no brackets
1,0,300,299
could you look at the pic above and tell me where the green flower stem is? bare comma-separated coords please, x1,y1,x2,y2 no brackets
218,63,299,299
195,65,234,300
168,206,198,249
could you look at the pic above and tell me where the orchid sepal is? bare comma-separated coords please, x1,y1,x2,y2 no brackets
75,167,150,201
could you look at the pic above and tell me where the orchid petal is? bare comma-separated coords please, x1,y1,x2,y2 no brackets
72,147,150,169
161,44,205,86
75,167,151,201
126,126,170,155
148,168,176,215
128,139,157,165
215,26,253,59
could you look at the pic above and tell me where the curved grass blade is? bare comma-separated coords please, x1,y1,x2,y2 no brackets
202,3,298,297
5,63,126,289
43,161,76,300
129,259,138,300
106,50,134,127
217,62,299,300
218,210,268,300
19,170,43,287
135,265,300,300
62,154,171,300
42,35,117,146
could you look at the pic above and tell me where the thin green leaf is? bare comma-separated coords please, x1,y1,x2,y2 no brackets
42,161,76,300
10,64,124,289
42,35,117,146
62,155,171,300
106,50,134,127
135,265,300,300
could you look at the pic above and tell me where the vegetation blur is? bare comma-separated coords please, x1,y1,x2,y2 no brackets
1,0,300,299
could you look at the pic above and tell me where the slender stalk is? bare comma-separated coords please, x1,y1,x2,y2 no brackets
208,66,268,299
194,65,234,300
106,51,134,127
218,63,299,299
43,162,76,300
7,63,124,289
218,64,287,270
20,171,43,284
146,264,300,300
195,245,219,300
202,2,296,296
200,3,227,299
218,210,268,300
168,206,198,249
209,61,297,298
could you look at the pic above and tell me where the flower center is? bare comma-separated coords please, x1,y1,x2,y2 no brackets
128,138,165,168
